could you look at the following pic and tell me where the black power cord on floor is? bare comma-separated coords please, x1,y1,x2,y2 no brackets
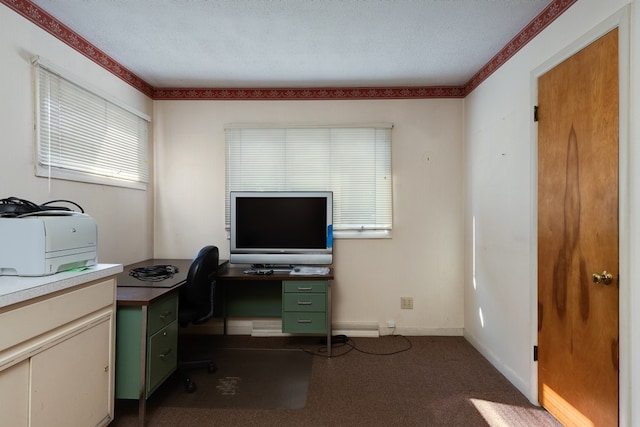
348,334,413,356
301,334,413,358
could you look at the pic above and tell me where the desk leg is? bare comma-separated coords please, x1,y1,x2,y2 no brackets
222,283,228,335
138,306,148,427
327,282,332,357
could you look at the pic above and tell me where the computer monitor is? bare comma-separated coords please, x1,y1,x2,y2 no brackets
229,191,333,266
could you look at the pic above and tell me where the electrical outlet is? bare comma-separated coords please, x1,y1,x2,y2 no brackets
401,297,413,309
387,320,396,328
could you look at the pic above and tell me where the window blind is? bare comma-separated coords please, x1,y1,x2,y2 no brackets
225,124,393,237
34,58,150,189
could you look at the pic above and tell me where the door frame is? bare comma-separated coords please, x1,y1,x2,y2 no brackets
529,6,631,424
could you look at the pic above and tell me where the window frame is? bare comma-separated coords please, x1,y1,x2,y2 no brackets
225,123,393,239
33,57,150,190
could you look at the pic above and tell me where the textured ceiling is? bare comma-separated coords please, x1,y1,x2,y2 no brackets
26,0,555,89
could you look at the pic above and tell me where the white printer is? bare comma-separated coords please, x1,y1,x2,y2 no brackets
0,213,97,276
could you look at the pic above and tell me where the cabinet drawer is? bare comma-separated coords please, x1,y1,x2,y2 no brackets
0,278,115,352
283,293,326,312
148,294,178,336
147,320,177,395
282,312,327,334
283,281,327,294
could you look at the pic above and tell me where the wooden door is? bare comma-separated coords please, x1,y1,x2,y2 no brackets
537,28,619,427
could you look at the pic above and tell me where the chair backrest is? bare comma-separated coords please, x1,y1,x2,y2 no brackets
181,245,219,324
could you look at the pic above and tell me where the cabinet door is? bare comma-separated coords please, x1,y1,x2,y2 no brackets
0,360,29,427
30,317,113,427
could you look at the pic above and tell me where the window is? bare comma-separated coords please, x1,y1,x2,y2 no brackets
225,124,393,238
34,58,150,189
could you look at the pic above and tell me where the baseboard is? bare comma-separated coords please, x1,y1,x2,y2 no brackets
178,318,280,336
179,318,463,339
333,321,380,337
251,320,288,337
395,327,464,336
251,320,381,338
463,330,530,399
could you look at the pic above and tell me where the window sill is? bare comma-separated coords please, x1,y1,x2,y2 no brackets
333,230,392,239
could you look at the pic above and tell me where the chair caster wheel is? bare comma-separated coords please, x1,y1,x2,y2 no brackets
208,363,217,374
184,378,197,393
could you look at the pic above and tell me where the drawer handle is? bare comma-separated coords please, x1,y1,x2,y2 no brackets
297,287,313,291
297,300,313,305
159,348,173,359
159,311,173,321
297,319,312,324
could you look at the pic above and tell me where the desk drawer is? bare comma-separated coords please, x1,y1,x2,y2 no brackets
283,281,327,294
148,294,178,336
283,312,327,334
147,320,177,395
283,293,326,312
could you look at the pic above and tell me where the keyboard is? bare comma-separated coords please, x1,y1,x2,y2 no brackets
290,266,330,275
243,266,330,276
243,268,275,275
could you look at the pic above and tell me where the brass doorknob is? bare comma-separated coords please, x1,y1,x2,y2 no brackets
592,271,613,285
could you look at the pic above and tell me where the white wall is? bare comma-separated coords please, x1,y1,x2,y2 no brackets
8,0,638,422
463,0,638,424
0,5,154,265
154,99,464,334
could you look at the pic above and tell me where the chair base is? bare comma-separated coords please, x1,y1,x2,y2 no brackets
178,359,217,393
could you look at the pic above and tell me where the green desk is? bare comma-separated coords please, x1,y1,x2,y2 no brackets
115,260,334,426
115,259,191,427
218,266,334,357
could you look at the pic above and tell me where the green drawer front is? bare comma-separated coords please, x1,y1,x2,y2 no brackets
147,320,178,395
148,294,178,336
283,293,326,312
282,312,327,334
283,281,327,294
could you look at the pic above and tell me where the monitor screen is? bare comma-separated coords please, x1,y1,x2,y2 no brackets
230,191,333,266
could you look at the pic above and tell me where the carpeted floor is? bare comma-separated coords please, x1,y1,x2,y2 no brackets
152,348,313,410
110,335,562,427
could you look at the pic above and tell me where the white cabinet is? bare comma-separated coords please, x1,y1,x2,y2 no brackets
31,318,112,426
0,275,117,427
0,360,29,427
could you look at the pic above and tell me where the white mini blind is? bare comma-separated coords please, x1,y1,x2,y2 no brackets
225,124,393,237
34,59,150,189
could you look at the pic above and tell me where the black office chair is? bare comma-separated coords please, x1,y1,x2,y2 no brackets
177,245,219,393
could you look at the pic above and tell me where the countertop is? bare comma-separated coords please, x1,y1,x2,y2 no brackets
0,263,123,309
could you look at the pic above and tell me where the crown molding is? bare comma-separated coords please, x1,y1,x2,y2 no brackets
2,0,153,97
464,0,577,95
151,86,466,100
3,0,576,100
